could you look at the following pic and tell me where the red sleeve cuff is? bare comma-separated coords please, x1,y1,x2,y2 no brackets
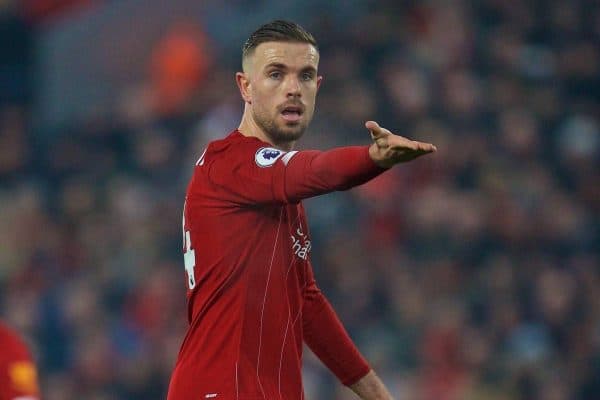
342,365,371,386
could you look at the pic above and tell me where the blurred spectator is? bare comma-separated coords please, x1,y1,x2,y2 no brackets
150,20,212,116
0,321,40,399
20,0,98,24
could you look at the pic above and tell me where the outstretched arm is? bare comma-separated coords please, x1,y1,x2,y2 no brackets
281,120,437,201
206,121,436,205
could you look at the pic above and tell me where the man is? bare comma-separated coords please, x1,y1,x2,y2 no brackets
167,20,436,400
0,322,40,400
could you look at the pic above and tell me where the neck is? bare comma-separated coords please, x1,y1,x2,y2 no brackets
238,107,295,151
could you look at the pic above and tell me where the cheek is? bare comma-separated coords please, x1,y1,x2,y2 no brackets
251,89,276,117
254,94,274,113
304,87,318,108
252,82,276,105
303,83,318,98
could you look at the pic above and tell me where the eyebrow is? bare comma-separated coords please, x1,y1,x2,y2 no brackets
300,66,318,74
264,62,288,71
264,63,317,74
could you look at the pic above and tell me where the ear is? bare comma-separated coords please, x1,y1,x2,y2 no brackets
236,72,252,104
316,75,323,91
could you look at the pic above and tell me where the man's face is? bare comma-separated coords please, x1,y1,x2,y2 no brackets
240,41,322,145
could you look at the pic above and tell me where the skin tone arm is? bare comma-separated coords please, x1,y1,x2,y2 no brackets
349,370,394,400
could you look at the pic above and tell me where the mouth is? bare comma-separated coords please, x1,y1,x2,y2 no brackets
280,104,304,123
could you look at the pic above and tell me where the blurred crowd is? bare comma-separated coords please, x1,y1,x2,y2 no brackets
1,1,599,399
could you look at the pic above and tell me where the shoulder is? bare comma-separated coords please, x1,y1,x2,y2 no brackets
203,131,287,168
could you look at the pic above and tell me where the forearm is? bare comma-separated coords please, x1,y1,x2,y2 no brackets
303,288,370,385
284,146,385,202
349,370,394,400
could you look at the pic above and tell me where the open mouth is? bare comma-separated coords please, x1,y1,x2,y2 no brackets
281,105,304,122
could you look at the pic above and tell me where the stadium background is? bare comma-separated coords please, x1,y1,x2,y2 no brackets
1,0,599,399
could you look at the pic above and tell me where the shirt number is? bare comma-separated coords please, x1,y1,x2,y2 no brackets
182,203,196,290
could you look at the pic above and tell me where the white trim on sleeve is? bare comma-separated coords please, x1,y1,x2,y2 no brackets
281,151,298,166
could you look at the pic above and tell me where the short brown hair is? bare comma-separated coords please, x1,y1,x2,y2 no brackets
242,20,318,60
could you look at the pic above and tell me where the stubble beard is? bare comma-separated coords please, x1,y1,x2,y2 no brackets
253,109,309,146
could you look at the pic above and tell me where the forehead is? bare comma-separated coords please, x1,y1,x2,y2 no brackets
250,41,319,69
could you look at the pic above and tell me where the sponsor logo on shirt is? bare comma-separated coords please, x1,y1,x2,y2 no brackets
255,147,285,167
290,227,311,260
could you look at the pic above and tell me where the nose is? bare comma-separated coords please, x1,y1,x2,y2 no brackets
285,75,301,98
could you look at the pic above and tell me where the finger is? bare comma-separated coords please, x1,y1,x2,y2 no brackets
387,135,418,149
391,139,437,153
415,141,437,152
365,120,389,139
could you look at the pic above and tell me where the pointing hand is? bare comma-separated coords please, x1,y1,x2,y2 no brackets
366,121,437,168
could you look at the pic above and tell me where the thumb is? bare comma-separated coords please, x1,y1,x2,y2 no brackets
365,120,388,139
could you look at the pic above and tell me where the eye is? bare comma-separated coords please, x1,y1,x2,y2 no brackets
301,72,314,81
269,71,282,80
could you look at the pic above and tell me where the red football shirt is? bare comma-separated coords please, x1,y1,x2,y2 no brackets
168,131,383,400
0,323,39,400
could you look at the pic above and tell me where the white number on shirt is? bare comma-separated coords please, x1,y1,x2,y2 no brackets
182,203,196,290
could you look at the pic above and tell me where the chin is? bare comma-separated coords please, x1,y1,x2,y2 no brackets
282,124,306,140
267,125,306,144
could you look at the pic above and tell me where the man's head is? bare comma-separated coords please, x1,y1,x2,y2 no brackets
236,20,322,148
